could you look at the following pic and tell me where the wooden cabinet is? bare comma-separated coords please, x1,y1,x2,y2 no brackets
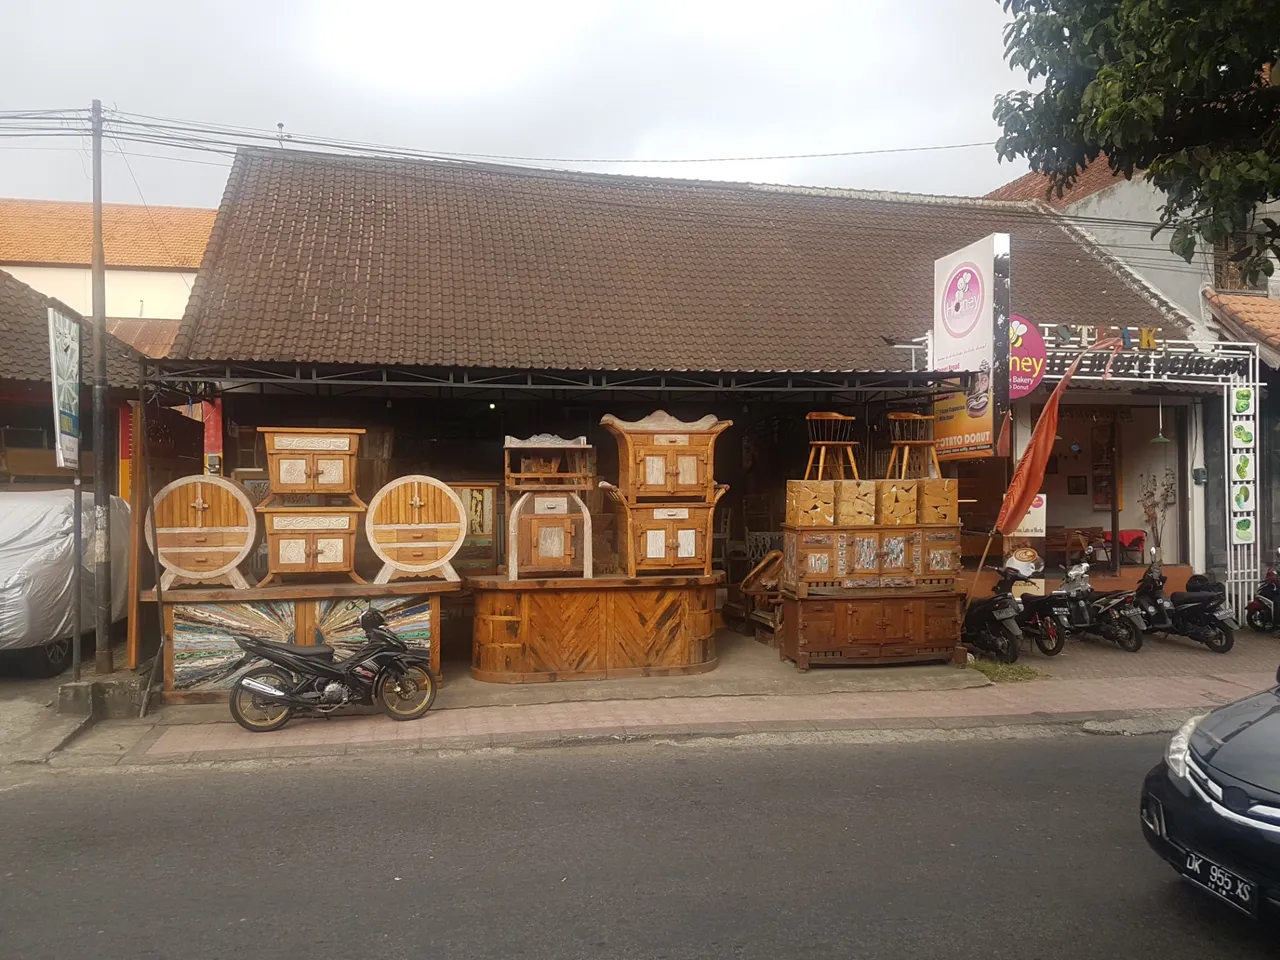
259,428,365,503
779,591,963,668
258,507,364,585
366,475,467,583
145,475,256,589
600,411,731,502
516,513,585,574
606,489,724,577
781,524,960,595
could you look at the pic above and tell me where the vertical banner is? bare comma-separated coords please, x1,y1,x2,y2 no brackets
931,234,1011,460
1003,493,1047,595
1228,385,1256,545
47,307,81,469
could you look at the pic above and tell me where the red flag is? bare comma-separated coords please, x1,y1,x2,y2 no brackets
994,339,1123,536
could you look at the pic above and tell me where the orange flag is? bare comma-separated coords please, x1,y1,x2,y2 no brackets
994,338,1123,536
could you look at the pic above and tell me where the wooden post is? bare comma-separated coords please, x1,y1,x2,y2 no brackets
966,531,996,611
126,401,144,669
1110,417,1121,575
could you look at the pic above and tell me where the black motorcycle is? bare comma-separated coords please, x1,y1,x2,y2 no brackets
1090,588,1146,652
964,567,1026,663
228,606,437,732
1245,547,1280,632
1049,548,1143,651
1131,549,1235,653
980,567,1066,657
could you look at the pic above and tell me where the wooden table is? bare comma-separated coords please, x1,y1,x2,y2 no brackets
143,580,461,701
468,573,722,682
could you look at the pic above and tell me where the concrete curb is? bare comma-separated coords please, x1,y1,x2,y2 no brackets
42,709,1183,770
5,713,95,766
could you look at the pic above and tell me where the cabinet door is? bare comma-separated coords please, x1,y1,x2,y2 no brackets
532,518,575,567
636,521,673,566
638,450,674,494
879,598,918,641
271,534,312,574
669,449,708,496
843,600,883,642
879,532,912,582
923,597,961,642
850,532,880,582
312,533,348,569
312,455,350,493
274,454,314,493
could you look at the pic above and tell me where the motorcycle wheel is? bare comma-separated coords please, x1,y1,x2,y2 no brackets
1111,618,1144,653
229,666,295,733
1246,609,1271,632
1034,621,1064,657
993,629,1020,664
1203,622,1235,654
375,664,437,721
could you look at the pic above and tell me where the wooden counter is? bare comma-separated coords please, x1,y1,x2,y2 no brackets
143,580,462,701
468,573,722,683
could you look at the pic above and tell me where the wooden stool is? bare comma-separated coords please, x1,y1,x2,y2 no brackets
885,412,942,479
803,412,860,480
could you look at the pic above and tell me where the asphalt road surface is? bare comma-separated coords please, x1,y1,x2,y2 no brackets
2,735,1275,959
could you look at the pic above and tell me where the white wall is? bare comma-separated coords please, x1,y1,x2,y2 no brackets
1066,178,1215,336
2,265,194,319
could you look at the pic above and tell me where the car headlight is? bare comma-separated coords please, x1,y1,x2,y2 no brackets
1166,713,1208,780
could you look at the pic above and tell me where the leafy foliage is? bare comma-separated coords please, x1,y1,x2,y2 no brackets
994,1,1280,282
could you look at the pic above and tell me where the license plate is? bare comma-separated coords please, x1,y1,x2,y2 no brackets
994,607,1016,620
1181,850,1256,914
1214,608,1234,620
1052,606,1069,615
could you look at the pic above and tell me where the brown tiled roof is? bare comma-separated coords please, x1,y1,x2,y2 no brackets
106,318,182,359
0,268,140,387
174,148,1190,372
0,198,215,269
986,157,1125,209
1204,289,1280,352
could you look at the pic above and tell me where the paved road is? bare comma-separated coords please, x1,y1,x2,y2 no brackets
2,736,1274,959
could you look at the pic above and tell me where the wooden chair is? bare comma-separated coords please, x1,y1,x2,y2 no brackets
803,412,860,480
884,412,942,480
1045,526,1068,566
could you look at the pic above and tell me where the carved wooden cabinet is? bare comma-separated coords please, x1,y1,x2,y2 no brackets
779,592,963,668
366,475,467,583
258,428,366,504
145,475,257,589
512,493,589,576
781,523,961,595
259,506,365,582
600,411,731,501
504,436,595,580
605,486,725,577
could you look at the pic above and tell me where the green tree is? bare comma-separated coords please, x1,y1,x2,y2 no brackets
994,1,1280,282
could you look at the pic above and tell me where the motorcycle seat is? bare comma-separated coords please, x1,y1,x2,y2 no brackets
1171,591,1223,605
252,636,336,658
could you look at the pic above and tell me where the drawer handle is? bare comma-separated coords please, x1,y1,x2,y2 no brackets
193,536,207,543
192,557,210,565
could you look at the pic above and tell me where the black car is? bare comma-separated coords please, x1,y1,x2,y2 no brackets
1140,665,1280,916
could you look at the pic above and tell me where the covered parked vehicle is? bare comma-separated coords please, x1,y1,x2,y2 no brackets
0,490,129,676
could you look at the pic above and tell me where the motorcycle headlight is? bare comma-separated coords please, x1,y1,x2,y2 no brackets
1144,604,1156,614
1165,713,1208,780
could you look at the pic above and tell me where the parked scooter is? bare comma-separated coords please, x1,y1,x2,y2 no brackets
1245,548,1280,632
1130,547,1235,652
1051,547,1144,651
985,566,1066,657
227,606,437,732
963,567,1025,663
1090,588,1146,652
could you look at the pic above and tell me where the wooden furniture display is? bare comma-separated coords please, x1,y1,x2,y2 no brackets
603,483,725,577
884,413,942,480
600,411,731,502
503,435,595,581
738,548,784,634
365,475,468,584
877,480,919,525
469,573,721,682
258,428,366,505
918,479,960,524
779,591,965,669
143,580,461,700
145,475,257,590
781,523,961,595
449,481,502,575
834,480,877,525
803,412,860,480
257,505,365,586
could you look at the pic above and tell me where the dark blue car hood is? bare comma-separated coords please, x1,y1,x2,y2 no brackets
1191,688,1280,794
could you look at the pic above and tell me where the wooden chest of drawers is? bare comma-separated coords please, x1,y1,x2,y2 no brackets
258,428,366,503
779,591,964,669
258,506,365,584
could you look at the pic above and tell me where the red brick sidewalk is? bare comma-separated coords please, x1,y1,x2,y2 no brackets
58,667,1274,767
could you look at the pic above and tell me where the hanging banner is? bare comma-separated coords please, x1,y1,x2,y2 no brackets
931,234,1011,460
47,307,81,470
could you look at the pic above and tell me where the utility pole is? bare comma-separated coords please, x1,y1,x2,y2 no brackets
91,99,112,675
72,317,83,683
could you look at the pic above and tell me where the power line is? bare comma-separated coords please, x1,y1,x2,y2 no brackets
108,138,195,291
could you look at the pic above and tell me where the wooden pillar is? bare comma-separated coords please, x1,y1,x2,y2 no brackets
125,401,144,669
1110,417,1121,575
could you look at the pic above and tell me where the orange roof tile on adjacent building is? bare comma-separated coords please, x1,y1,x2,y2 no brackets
1203,289,1280,352
986,157,1125,209
0,198,216,270
105,318,182,358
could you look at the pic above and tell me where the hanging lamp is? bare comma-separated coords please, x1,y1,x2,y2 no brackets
1151,397,1172,444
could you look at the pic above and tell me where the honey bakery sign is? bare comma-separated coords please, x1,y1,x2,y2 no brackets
930,234,1012,461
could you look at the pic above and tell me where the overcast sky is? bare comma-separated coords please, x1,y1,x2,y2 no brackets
1,0,1032,210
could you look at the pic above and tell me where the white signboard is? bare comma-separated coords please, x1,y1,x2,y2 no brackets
47,307,81,469
931,233,1009,374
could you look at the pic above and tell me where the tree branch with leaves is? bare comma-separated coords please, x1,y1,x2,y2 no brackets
995,0,1280,283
